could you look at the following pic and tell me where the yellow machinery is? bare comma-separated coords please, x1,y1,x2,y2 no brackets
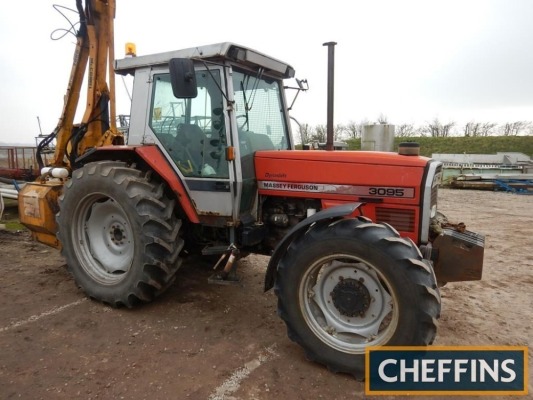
18,0,123,247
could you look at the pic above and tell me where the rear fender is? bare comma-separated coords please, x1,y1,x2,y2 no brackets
264,202,362,291
77,145,199,223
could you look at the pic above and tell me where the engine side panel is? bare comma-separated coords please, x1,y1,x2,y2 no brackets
254,150,429,243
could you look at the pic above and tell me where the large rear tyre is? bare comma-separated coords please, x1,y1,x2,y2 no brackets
275,217,441,380
57,161,183,307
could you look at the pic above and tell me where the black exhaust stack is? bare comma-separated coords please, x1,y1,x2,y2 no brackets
323,41,337,151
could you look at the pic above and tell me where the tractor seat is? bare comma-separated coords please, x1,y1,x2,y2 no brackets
175,124,206,174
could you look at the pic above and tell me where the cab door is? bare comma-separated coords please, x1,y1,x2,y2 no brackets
147,67,236,224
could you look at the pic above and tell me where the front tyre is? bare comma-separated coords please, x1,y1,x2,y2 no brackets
57,161,183,307
275,217,440,379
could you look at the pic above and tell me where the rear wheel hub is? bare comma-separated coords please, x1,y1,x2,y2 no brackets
331,278,371,317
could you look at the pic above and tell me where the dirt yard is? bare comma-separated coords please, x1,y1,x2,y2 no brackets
0,188,531,399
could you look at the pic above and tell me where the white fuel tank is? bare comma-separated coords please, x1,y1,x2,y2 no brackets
361,124,395,152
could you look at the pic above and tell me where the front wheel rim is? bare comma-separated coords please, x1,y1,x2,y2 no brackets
299,255,399,354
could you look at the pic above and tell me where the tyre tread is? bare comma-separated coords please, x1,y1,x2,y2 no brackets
275,217,440,380
57,161,183,308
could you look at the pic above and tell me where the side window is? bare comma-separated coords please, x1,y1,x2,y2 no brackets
150,75,186,137
149,70,228,178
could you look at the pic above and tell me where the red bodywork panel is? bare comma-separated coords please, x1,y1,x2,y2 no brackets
254,150,430,242
85,145,199,223
135,146,200,223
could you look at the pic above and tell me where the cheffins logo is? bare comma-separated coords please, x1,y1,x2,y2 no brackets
365,346,528,395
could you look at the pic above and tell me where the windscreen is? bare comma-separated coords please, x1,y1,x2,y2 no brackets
232,70,290,154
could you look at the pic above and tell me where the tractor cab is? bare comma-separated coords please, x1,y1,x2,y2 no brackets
115,43,296,227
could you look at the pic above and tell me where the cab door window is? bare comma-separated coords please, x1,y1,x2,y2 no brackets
149,70,228,178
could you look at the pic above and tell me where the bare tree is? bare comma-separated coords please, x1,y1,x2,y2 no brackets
500,121,532,136
298,123,313,144
344,119,368,139
395,123,416,137
441,122,455,137
480,122,497,136
301,123,362,143
377,113,388,124
334,124,346,141
463,121,479,137
463,121,497,137
423,118,455,137
312,124,327,142
345,121,360,139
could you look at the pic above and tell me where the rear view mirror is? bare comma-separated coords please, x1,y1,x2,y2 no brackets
169,58,197,98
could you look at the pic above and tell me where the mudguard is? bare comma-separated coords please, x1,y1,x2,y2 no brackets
264,202,362,291
77,145,199,223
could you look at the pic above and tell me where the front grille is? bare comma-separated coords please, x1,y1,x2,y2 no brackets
376,207,415,232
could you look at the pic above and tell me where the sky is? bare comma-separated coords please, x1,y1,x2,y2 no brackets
0,0,532,145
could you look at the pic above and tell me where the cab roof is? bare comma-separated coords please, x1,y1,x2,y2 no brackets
115,42,295,79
